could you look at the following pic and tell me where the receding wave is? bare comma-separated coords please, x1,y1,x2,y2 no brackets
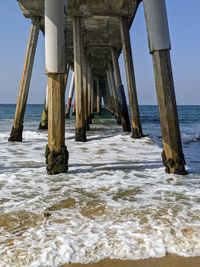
0,126,200,266
182,133,200,143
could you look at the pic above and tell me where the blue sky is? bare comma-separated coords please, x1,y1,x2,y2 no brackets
0,1,200,104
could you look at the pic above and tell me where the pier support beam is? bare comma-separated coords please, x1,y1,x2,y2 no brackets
91,76,95,119
143,0,187,174
105,71,114,113
9,17,40,141
96,76,102,115
45,0,68,174
39,85,48,130
120,17,143,138
73,16,86,141
66,72,75,118
82,50,90,130
111,48,131,132
72,98,76,116
87,61,92,124
108,66,121,124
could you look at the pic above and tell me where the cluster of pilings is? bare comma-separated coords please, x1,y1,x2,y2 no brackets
9,0,187,175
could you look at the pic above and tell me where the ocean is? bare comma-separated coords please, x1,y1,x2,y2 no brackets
0,104,200,267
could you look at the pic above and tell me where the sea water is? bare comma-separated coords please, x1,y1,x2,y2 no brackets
0,104,200,267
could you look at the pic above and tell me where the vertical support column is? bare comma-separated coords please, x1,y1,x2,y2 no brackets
108,64,121,124
107,75,115,114
111,48,131,132
39,85,48,130
143,0,187,174
66,72,75,118
9,17,40,141
90,68,95,119
106,70,114,112
72,97,76,116
120,17,143,138
73,16,86,141
45,0,68,174
82,49,90,130
90,74,94,118
87,60,92,124
96,76,102,115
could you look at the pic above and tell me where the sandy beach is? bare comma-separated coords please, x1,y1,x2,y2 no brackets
64,255,200,267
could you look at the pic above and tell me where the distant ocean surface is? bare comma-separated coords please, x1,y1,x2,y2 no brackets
0,104,200,267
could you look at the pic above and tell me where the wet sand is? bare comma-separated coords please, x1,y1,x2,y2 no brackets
63,255,200,267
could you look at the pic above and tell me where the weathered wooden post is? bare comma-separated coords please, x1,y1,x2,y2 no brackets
39,85,48,130
143,0,187,174
8,17,40,141
90,74,95,119
105,71,114,113
73,16,86,141
65,72,75,118
87,60,92,124
111,48,131,132
82,49,90,130
45,0,68,174
107,65,121,123
96,76,102,115
72,98,76,116
120,17,143,138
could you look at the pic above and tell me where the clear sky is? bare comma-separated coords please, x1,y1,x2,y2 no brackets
0,1,200,104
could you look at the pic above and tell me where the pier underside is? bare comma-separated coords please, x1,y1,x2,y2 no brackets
17,0,139,75
13,0,187,175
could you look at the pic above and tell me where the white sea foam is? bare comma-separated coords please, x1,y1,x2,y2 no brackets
1,122,200,267
182,133,200,143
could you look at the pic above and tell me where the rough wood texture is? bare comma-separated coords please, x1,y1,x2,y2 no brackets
38,100,48,130
46,73,68,174
82,49,90,130
108,65,121,124
66,72,75,118
9,17,40,141
87,61,92,124
96,76,102,115
39,85,48,130
120,17,143,138
152,50,187,175
72,98,76,116
104,74,113,112
73,16,86,142
90,76,94,118
111,48,131,132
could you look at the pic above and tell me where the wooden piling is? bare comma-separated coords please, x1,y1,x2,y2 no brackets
66,72,75,118
87,61,92,124
96,76,102,115
152,50,187,174
107,67,121,124
46,73,68,174
45,0,68,174
90,76,95,119
120,17,143,138
82,49,90,130
105,72,114,112
73,16,86,142
143,0,187,174
111,48,131,132
9,17,40,141
39,85,48,130
72,98,76,116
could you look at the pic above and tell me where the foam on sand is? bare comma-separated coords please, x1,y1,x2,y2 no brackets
0,123,200,267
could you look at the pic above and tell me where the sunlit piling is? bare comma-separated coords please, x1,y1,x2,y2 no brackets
9,17,40,141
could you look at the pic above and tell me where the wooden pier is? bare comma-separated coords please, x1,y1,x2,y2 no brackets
9,0,187,175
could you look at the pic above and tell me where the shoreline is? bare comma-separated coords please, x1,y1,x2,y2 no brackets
63,255,200,267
